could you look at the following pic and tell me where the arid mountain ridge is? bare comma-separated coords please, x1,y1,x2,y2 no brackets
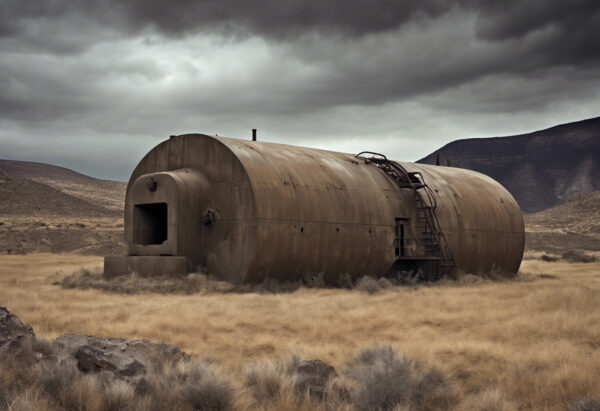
418,116,600,213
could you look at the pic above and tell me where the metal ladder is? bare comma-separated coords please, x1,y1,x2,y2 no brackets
356,152,455,280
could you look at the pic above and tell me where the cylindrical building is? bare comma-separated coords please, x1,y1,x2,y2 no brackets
104,134,525,283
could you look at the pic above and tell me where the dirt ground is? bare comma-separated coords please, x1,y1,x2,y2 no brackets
0,216,124,255
1,253,599,410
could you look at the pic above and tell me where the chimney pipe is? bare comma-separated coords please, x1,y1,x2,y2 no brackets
252,129,257,141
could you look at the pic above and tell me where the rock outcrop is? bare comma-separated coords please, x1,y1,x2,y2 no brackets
53,334,189,377
0,306,188,381
0,306,35,350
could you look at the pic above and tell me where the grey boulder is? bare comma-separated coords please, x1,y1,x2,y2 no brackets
0,306,35,350
53,334,189,377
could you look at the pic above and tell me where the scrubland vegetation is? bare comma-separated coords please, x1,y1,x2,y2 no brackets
1,339,461,410
1,253,600,410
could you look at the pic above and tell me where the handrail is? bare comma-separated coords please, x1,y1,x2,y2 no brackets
358,153,455,279
355,151,388,160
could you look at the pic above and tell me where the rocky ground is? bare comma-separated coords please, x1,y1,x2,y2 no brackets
1,306,459,410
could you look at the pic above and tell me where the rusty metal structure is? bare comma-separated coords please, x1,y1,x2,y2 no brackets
104,134,525,283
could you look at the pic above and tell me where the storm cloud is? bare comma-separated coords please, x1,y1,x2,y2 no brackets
0,0,599,179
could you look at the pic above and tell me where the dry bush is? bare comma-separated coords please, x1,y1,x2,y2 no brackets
355,276,397,294
2,351,234,411
355,276,380,294
243,360,287,403
178,360,233,411
135,366,185,411
100,379,137,411
336,272,353,289
4,387,51,411
568,395,600,411
62,268,314,295
345,346,458,411
0,338,53,400
241,355,308,409
39,359,105,410
346,346,414,410
61,267,235,294
61,264,521,297
562,250,595,263
411,367,459,410
540,254,559,262
239,354,348,410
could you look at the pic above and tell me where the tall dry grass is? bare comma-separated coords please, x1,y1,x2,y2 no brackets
1,254,599,409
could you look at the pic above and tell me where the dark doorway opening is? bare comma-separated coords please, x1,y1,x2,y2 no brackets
134,203,168,245
395,218,407,257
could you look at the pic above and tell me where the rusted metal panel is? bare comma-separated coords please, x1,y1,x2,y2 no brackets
115,134,524,283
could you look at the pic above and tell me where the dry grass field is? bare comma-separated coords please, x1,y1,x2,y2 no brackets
1,253,599,410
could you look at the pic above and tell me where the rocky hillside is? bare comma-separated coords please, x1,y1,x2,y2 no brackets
418,117,600,213
0,171,117,217
0,159,125,214
0,159,125,255
524,191,600,254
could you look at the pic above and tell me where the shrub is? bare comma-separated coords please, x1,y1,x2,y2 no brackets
179,361,233,411
411,367,459,411
355,276,397,294
39,359,104,410
569,395,600,411
562,250,595,263
61,269,236,295
345,345,458,411
244,360,287,403
376,277,394,290
355,276,381,294
336,273,354,289
4,387,51,411
241,354,344,409
101,379,137,411
346,345,414,410
396,270,422,286
137,367,184,411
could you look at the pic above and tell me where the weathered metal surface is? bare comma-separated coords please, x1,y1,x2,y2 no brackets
113,134,524,283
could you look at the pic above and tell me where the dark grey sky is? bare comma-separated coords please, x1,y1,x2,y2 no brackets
1,0,599,180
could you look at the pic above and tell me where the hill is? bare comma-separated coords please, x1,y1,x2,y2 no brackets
418,117,600,213
0,159,125,213
0,159,125,255
0,171,118,217
524,191,600,254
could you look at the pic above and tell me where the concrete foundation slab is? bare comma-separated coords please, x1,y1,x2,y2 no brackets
104,256,189,279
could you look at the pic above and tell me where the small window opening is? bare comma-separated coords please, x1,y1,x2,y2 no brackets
134,203,168,245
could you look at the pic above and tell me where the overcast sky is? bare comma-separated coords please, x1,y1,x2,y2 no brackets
1,0,599,180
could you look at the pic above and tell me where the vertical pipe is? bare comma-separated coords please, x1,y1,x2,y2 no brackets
252,129,257,141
